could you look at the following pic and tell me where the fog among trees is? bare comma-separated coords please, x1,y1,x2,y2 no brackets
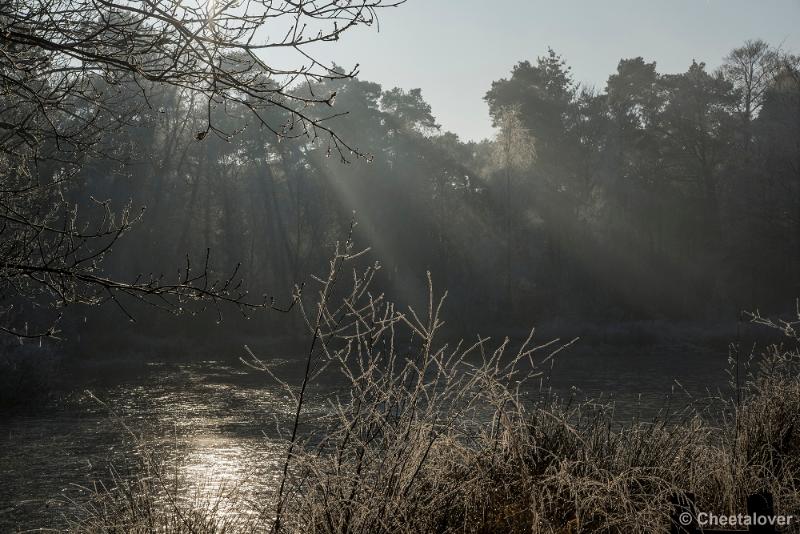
8,39,799,342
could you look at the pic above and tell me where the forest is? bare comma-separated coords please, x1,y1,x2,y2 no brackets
53,41,800,342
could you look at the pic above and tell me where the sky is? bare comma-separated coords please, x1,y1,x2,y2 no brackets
310,0,800,142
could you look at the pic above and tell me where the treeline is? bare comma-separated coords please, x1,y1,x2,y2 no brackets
70,40,800,337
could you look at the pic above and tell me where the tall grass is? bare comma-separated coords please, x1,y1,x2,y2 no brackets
72,244,800,533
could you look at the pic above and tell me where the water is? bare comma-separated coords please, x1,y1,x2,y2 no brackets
0,341,737,531
0,359,317,531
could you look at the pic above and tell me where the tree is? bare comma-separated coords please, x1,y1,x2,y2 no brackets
658,61,736,248
491,105,534,309
722,40,784,127
485,48,573,158
0,0,402,337
603,58,664,253
381,87,439,133
485,49,595,305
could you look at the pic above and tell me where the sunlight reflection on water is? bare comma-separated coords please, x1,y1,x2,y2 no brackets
175,433,281,521
0,359,320,530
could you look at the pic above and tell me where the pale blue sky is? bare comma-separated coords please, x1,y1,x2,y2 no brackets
309,0,800,141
